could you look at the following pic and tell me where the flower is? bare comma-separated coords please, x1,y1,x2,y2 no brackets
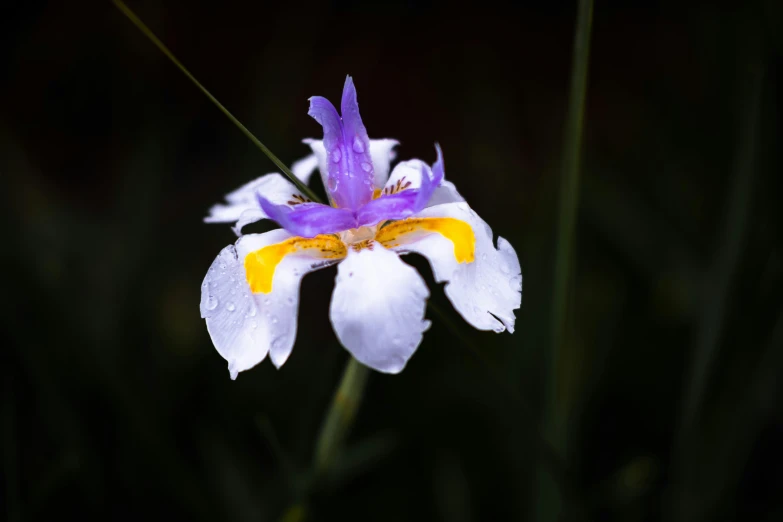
201,76,522,379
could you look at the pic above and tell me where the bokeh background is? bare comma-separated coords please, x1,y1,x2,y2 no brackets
1,0,781,520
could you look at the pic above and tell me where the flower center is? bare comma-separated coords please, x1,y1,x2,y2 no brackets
339,225,379,250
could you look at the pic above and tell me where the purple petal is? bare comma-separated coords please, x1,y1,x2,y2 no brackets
356,145,445,227
356,190,418,227
257,195,357,238
340,76,375,195
307,76,374,211
431,143,445,187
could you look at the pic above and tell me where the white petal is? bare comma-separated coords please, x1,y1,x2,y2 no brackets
369,139,399,188
428,180,465,206
304,138,399,191
200,230,334,378
204,173,311,235
329,246,430,373
381,159,465,206
291,154,319,184
392,202,522,333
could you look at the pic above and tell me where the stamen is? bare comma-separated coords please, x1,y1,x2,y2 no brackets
245,235,347,293
375,217,475,263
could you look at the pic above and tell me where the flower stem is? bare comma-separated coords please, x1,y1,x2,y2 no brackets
313,357,371,474
542,0,593,520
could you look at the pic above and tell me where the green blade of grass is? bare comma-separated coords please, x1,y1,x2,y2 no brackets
541,0,594,520
112,0,321,203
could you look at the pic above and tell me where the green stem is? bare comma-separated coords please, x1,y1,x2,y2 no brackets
550,0,593,426
112,0,321,203
313,357,371,474
541,0,593,520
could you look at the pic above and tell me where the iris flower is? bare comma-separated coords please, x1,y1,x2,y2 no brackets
201,76,522,378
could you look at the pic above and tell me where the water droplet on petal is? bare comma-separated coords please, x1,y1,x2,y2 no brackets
247,308,257,318
226,302,236,312
251,320,257,329
271,316,279,324
327,177,338,191
499,262,510,274
206,295,218,310
331,149,342,163
264,298,271,306
481,253,488,261
352,137,365,153
361,162,372,172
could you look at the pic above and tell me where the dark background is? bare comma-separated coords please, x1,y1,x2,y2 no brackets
1,0,781,521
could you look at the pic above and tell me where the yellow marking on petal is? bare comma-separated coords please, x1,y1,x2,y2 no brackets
244,235,346,294
372,188,382,199
375,217,475,263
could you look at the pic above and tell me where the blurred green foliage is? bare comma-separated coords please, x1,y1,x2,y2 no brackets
1,1,781,521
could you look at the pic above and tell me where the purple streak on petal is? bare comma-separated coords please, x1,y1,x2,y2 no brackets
257,194,357,238
355,144,446,227
307,77,374,211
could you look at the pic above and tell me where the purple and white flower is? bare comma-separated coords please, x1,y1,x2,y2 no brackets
201,76,522,378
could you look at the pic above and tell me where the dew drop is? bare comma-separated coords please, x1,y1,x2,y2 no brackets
226,302,236,312
499,262,510,274
331,148,342,163
352,137,365,153
251,320,258,329
264,298,271,306
246,308,257,318
481,253,488,261
360,162,373,172
271,337,285,350
206,295,218,310
271,316,279,325
327,177,338,191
